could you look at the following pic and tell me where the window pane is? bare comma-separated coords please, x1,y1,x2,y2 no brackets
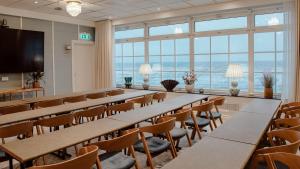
238,73,248,91
149,72,161,86
123,71,133,80
230,34,248,53
162,72,175,81
276,73,282,93
115,71,123,85
134,42,144,56
211,36,228,53
149,23,189,36
176,38,189,55
196,72,210,89
276,52,283,72
123,57,133,70
211,73,228,89
254,53,275,72
211,54,228,72
149,56,161,72
195,55,210,72
149,41,160,56
115,44,122,56
255,13,284,27
194,37,210,54
230,54,248,72
276,31,284,52
134,57,144,71
123,43,133,56
176,72,186,87
195,17,247,32
162,40,174,55
176,55,190,71
115,57,122,70
134,72,143,85
162,56,175,71
254,73,264,92
115,28,144,39
254,32,275,52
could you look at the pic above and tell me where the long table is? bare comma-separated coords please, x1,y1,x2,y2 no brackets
161,99,282,169
0,93,208,168
0,90,157,126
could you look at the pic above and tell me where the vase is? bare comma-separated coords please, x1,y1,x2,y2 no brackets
264,87,273,99
33,81,40,88
185,84,194,93
124,77,132,89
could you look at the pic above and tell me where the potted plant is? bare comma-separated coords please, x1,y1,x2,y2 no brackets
29,72,44,88
182,71,197,93
124,77,132,89
262,72,273,99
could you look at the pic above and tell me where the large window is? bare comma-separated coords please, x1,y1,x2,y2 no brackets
114,9,286,95
149,38,190,87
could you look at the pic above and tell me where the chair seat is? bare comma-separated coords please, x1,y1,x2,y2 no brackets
185,117,210,128
257,161,289,169
200,112,222,119
0,150,7,162
160,128,187,140
99,151,136,169
134,136,170,155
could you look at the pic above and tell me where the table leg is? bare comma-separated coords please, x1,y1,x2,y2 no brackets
8,157,13,169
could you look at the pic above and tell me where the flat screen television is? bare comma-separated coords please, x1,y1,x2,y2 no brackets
0,28,44,73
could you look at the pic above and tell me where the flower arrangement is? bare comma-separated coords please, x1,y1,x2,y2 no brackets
261,72,274,88
182,71,197,85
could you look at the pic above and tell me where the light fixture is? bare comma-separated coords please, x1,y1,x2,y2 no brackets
34,1,38,4
174,27,183,34
139,64,152,90
226,64,243,96
268,16,279,26
66,0,82,17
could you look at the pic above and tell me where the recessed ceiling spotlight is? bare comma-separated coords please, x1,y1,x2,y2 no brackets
34,1,38,4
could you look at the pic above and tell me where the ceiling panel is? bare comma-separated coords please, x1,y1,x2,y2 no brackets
0,0,242,21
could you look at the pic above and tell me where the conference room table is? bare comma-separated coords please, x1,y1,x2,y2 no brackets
0,100,29,108
0,90,157,126
161,99,282,169
0,93,208,169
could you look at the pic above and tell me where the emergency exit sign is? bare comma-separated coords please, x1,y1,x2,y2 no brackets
79,32,92,40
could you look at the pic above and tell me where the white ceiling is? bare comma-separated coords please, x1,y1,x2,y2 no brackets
0,0,237,21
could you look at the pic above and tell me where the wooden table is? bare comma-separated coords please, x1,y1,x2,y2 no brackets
161,137,255,169
0,118,131,166
0,100,28,108
109,94,209,124
0,90,157,126
0,88,45,101
240,99,281,115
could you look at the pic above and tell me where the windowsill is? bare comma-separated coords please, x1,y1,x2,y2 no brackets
117,84,281,100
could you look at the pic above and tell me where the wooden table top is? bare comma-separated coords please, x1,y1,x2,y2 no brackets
0,88,43,95
0,118,130,162
0,90,157,126
240,99,281,114
161,137,255,169
0,100,29,108
207,111,274,145
23,88,116,104
109,94,209,124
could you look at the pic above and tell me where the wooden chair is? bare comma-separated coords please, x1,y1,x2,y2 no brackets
263,152,300,169
0,104,31,115
134,117,177,169
200,97,225,125
86,92,107,99
164,108,193,148
74,106,106,124
35,114,76,164
28,145,100,169
279,105,300,118
152,92,167,103
128,94,153,107
91,128,140,169
106,89,124,96
274,118,300,129
185,102,214,139
34,99,64,109
251,129,300,169
0,122,33,168
63,95,87,103
106,102,134,116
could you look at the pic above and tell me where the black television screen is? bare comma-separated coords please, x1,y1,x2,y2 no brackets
0,28,44,73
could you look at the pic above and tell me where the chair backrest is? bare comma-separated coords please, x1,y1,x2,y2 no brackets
28,145,99,169
63,95,87,103
106,102,134,116
91,128,139,152
280,106,300,118
281,102,300,109
75,106,106,123
153,92,167,102
140,117,176,135
0,121,33,144
264,153,300,169
128,94,154,106
192,101,214,114
34,99,64,109
35,114,74,134
274,118,300,128
0,104,31,115
211,96,225,106
106,89,124,96
169,108,192,122
86,92,107,99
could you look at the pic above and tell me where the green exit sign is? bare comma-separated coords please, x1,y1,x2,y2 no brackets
79,32,92,41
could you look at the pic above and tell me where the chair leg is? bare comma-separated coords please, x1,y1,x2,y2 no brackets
129,146,140,169
211,118,218,128
140,133,154,169
191,113,202,139
191,128,196,140
166,132,177,157
219,116,224,124
186,134,192,147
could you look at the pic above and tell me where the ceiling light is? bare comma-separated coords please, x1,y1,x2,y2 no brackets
66,1,82,17
268,16,279,26
174,27,183,34
34,1,38,4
